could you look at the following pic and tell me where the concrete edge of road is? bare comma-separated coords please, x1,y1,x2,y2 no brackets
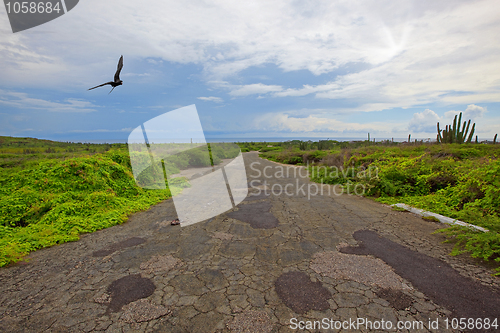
392,203,489,233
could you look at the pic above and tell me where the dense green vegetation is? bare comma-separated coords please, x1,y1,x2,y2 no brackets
0,137,240,267
259,140,500,274
3,135,499,272
236,141,279,152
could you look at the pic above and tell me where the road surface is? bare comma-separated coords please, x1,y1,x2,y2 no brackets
1,152,499,332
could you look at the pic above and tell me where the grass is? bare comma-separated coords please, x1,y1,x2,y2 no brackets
260,140,500,274
422,216,440,222
0,136,239,267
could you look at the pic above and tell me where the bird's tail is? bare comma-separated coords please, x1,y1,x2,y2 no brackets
108,86,116,94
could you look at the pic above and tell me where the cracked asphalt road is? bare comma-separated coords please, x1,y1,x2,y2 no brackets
1,152,499,332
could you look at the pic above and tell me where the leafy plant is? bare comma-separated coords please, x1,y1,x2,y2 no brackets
0,148,174,267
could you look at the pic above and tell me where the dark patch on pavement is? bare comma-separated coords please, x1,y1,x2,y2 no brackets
274,271,331,314
227,201,279,229
341,229,500,319
92,237,146,257
376,288,413,310
106,274,156,312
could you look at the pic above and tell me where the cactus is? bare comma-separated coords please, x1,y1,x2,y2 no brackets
494,134,498,144
437,122,442,143
475,135,478,144
408,134,411,143
436,112,475,144
367,133,370,142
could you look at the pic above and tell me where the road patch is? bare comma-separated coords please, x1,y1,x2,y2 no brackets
340,229,500,319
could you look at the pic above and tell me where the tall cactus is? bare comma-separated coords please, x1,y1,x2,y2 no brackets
436,112,475,144
466,122,475,143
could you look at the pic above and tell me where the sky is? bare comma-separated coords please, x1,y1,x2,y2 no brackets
1,0,499,142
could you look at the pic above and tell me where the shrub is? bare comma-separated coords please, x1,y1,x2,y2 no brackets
0,151,173,267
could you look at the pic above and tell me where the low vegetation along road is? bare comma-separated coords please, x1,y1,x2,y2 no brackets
1,152,500,332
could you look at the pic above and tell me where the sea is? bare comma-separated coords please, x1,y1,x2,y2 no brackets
81,137,414,144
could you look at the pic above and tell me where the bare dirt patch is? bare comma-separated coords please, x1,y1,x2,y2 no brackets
310,251,407,290
92,237,146,257
120,299,170,323
212,232,234,241
227,310,274,333
140,254,182,274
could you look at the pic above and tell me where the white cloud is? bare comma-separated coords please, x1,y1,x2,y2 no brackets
253,112,403,135
122,72,151,77
147,59,163,65
197,96,223,103
228,83,283,96
445,104,487,121
0,0,497,108
409,104,488,134
0,90,97,113
0,0,499,133
68,128,133,133
408,109,440,133
464,104,487,120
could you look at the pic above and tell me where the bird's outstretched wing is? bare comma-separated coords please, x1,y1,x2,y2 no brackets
88,81,113,90
114,55,123,82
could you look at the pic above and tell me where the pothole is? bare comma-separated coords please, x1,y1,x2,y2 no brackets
274,271,331,314
92,237,146,257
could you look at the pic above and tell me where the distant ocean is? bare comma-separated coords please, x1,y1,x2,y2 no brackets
80,137,416,144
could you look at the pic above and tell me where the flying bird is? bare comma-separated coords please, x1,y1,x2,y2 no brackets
88,55,123,94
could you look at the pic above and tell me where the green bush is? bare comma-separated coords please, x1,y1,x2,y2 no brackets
0,150,173,267
306,143,500,274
